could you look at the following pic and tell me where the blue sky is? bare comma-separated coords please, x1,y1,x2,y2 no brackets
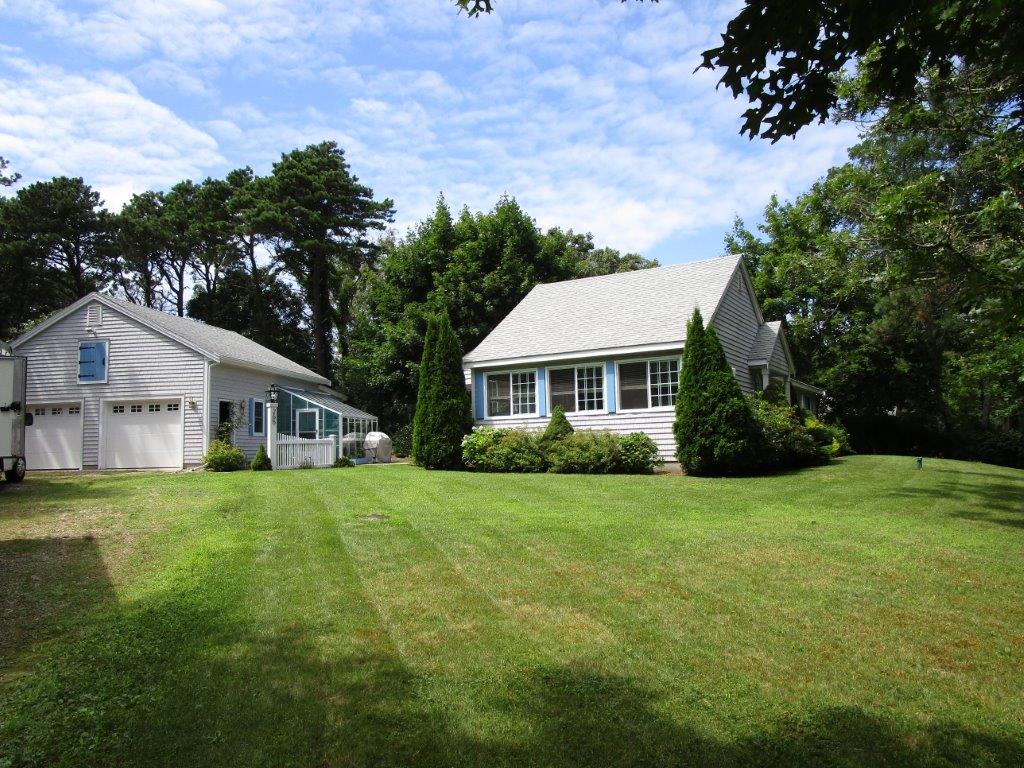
0,0,858,265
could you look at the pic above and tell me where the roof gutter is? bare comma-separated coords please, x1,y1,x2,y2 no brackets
464,341,685,369
221,357,331,386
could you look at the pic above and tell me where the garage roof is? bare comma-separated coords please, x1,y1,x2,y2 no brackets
12,292,330,386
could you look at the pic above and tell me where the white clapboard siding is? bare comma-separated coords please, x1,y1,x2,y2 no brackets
209,364,320,460
478,410,679,460
275,435,336,469
16,301,208,467
709,268,762,393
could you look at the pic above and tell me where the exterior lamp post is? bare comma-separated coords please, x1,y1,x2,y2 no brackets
265,384,279,465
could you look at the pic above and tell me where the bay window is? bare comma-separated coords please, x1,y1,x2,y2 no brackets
548,365,604,413
486,370,536,417
617,358,681,409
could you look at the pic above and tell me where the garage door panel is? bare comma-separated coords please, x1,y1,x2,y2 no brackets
25,404,82,470
104,401,182,469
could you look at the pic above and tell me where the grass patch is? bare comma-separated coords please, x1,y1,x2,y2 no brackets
1,456,1022,766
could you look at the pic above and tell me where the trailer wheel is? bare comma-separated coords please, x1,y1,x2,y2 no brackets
4,457,26,483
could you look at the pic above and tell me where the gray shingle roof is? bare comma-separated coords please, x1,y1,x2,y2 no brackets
747,320,782,363
104,296,329,384
464,255,743,364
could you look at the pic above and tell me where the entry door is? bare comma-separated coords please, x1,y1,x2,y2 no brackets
296,410,318,439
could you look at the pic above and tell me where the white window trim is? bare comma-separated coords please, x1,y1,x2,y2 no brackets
614,356,683,413
252,398,266,437
546,364,608,416
295,408,320,438
77,338,110,385
485,368,539,419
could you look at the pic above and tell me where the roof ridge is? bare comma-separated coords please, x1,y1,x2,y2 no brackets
532,254,742,292
106,295,299,359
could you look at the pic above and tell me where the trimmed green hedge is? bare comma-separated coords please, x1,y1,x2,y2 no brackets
462,427,661,475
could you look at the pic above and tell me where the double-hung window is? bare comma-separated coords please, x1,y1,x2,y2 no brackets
548,365,605,413
618,358,681,409
486,370,536,417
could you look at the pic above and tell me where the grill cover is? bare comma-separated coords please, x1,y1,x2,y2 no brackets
363,432,392,463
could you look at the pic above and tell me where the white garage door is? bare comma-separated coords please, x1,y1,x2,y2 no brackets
25,403,83,470
103,399,183,469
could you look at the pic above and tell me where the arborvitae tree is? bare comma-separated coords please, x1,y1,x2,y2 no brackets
674,308,760,475
250,444,272,471
540,404,574,449
411,318,439,462
412,312,472,469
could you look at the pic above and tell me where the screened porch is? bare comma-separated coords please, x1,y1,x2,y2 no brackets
276,386,379,462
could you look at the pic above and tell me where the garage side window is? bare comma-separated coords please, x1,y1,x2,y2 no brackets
78,340,108,384
252,400,265,436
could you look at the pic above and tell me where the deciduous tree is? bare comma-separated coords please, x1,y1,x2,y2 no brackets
701,1,1024,142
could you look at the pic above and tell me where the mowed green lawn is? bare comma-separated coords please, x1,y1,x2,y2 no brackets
1,457,1022,767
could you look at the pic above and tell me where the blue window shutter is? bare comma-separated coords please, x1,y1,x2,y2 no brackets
605,362,616,413
537,368,547,417
79,341,98,382
247,398,254,436
473,371,485,420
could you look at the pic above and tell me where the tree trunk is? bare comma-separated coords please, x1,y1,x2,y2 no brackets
309,253,331,377
175,262,186,317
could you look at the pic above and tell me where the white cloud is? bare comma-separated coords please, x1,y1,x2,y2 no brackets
0,53,223,209
0,0,859,257
130,60,215,98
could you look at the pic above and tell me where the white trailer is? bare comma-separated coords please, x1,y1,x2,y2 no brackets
0,352,31,482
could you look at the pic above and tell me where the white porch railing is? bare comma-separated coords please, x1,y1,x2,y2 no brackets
274,434,336,469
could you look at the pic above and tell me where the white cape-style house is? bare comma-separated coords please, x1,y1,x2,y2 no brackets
463,255,822,460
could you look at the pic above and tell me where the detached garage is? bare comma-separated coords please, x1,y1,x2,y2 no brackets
9,292,339,470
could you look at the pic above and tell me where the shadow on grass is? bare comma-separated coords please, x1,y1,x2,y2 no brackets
0,474,132,520
0,535,116,678
889,466,1024,529
2,579,1021,767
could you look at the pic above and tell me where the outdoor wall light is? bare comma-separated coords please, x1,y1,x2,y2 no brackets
266,383,279,404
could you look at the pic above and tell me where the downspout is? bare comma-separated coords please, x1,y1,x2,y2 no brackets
202,360,212,456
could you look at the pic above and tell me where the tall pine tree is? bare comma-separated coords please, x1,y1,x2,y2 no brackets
265,142,394,377
412,311,472,469
674,308,760,475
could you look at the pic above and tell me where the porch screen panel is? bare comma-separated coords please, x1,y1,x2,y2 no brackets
278,391,294,437
325,411,340,457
